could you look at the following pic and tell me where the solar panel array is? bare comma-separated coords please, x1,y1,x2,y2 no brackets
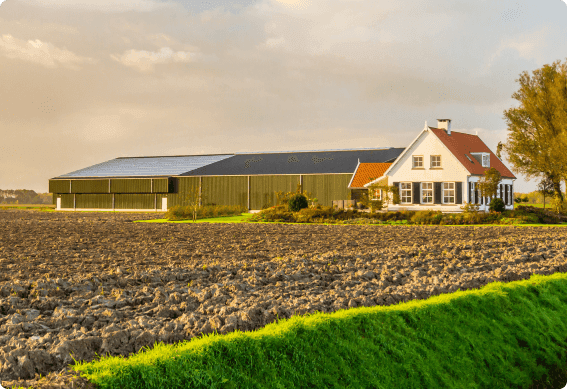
57,155,234,178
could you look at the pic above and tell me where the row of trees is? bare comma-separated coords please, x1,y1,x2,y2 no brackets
502,58,567,211
0,190,52,205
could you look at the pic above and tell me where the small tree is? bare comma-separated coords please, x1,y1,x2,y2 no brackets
537,176,555,209
185,185,204,222
478,167,502,201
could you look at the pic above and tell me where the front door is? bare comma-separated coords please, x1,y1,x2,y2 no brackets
161,197,167,211
56,197,61,210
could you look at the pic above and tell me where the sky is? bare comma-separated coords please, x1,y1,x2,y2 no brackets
1,0,567,193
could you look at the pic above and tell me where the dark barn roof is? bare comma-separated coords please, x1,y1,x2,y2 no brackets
182,148,405,176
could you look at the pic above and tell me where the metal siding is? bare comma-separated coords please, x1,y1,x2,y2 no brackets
202,176,248,206
110,179,152,193
49,180,71,193
76,194,112,209
250,175,301,209
302,174,352,207
115,194,155,209
152,178,169,193
71,180,109,193
59,194,75,208
165,177,200,208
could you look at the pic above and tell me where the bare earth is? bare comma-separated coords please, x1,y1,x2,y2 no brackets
1,210,567,388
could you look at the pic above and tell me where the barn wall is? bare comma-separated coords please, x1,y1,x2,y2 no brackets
49,180,71,194
162,177,199,208
250,175,300,209
152,178,169,193
110,179,151,193
76,194,112,209
71,179,109,193
202,176,248,207
302,174,352,207
59,194,74,208
115,194,155,209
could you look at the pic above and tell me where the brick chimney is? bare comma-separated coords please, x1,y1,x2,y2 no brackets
437,119,451,135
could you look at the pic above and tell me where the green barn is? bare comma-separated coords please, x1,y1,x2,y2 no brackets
49,148,404,211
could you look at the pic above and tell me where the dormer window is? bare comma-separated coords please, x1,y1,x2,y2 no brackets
470,152,490,167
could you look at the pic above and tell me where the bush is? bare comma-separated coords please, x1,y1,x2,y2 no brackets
165,204,247,221
288,194,309,212
410,210,443,225
489,198,505,213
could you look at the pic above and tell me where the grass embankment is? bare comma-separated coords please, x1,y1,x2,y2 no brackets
67,273,567,389
138,213,567,227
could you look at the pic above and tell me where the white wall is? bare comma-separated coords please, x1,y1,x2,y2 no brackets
467,176,515,211
384,129,470,212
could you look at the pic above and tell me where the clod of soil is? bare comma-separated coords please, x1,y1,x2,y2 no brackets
1,210,566,388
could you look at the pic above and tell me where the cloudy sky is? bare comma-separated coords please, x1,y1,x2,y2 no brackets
1,0,567,193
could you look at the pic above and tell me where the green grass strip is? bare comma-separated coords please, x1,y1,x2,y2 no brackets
136,214,567,227
73,273,567,389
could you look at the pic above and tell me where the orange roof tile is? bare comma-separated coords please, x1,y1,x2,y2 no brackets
349,163,392,188
429,128,516,179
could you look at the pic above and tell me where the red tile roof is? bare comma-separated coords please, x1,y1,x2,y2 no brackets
349,163,392,188
429,128,516,179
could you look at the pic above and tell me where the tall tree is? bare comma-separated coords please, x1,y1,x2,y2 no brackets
503,59,567,202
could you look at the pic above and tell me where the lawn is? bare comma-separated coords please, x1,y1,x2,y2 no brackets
70,272,567,389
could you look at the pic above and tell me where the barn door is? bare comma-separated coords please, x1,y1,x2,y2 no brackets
161,197,168,211
56,197,61,210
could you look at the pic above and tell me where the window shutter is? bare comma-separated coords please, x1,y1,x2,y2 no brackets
413,182,420,204
468,182,472,204
434,182,442,204
474,183,478,205
511,185,514,206
456,182,463,204
505,185,509,205
500,184,503,200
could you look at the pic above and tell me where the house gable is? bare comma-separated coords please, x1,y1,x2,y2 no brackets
385,128,470,182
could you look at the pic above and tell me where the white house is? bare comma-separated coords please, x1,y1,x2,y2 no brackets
356,119,516,212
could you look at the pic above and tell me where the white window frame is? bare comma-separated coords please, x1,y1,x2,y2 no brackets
421,182,433,204
412,155,423,168
371,188,382,201
430,155,442,168
443,182,455,204
482,154,490,167
400,182,412,204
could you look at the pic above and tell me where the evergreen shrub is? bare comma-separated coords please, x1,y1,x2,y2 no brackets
489,198,505,213
288,194,309,212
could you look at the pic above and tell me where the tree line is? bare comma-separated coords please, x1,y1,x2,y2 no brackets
0,190,52,205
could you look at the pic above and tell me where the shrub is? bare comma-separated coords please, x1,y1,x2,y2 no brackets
369,200,383,212
288,194,309,212
165,204,247,221
409,210,443,225
514,197,523,204
489,198,505,213
460,201,480,214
